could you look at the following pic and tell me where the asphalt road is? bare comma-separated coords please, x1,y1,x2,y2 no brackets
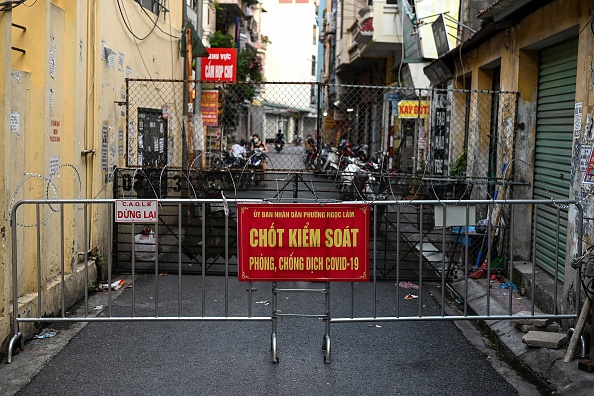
1,274,536,396
1,153,545,395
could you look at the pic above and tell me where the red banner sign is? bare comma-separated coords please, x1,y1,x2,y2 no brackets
201,48,237,83
237,203,370,282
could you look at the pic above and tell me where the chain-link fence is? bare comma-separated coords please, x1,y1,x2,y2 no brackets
121,80,519,275
125,81,517,188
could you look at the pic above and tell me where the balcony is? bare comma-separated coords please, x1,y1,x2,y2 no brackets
353,1,401,56
354,18,373,45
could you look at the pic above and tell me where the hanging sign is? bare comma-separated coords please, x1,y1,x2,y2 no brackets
201,48,237,83
115,199,158,223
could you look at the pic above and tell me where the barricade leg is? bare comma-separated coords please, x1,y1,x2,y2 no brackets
271,282,279,363
322,281,331,364
7,331,23,364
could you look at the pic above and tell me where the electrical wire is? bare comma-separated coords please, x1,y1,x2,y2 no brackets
116,0,159,41
0,0,25,11
137,0,180,39
578,14,594,36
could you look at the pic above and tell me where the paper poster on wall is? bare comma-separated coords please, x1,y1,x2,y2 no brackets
574,102,583,138
49,156,60,177
102,123,108,172
583,145,594,183
108,52,116,70
49,36,56,79
101,40,106,60
121,90,126,117
10,111,20,135
118,52,125,71
580,144,592,172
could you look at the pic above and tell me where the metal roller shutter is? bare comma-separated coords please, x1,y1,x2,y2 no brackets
533,38,578,280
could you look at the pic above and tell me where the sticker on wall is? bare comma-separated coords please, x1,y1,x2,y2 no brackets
121,90,126,117
128,121,136,165
126,66,132,78
49,88,54,110
580,144,592,172
586,114,593,139
49,156,60,177
79,40,84,70
118,52,125,72
108,51,116,70
574,102,583,138
101,40,106,61
11,71,20,82
10,111,20,135
49,36,56,79
583,145,594,184
102,123,108,172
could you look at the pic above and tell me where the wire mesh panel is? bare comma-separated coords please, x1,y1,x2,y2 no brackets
126,81,517,193
123,81,519,276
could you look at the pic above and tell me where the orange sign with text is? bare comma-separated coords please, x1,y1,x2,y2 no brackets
237,203,370,282
201,90,219,127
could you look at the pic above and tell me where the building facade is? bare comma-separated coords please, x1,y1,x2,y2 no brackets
0,0,264,356
424,0,594,309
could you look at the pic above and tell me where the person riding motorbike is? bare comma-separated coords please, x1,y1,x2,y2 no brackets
275,130,285,151
250,134,269,186
305,134,315,152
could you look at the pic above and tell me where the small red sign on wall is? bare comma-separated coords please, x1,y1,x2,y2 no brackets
201,48,237,83
237,203,370,282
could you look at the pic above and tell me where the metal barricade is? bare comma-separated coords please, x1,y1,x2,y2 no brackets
7,198,582,364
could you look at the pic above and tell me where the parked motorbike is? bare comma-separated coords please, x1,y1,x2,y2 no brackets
321,146,340,174
274,137,285,152
304,145,318,170
339,157,382,201
246,148,266,186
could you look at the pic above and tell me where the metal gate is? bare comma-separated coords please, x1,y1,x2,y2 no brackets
8,198,581,364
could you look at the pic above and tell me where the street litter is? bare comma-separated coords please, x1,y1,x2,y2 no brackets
404,294,418,300
367,324,382,328
35,328,57,339
99,279,125,291
93,305,104,311
256,300,270,305
499,282,518,291
398,281,419,290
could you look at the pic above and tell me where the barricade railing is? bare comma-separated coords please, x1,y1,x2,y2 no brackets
7,198,582,364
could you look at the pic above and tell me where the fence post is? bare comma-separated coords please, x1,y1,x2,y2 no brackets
293,173,299,200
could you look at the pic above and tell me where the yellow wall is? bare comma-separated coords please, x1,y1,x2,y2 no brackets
1,0,185,350
0,9,10,344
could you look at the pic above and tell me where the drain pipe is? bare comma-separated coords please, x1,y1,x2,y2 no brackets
566,328,589,359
